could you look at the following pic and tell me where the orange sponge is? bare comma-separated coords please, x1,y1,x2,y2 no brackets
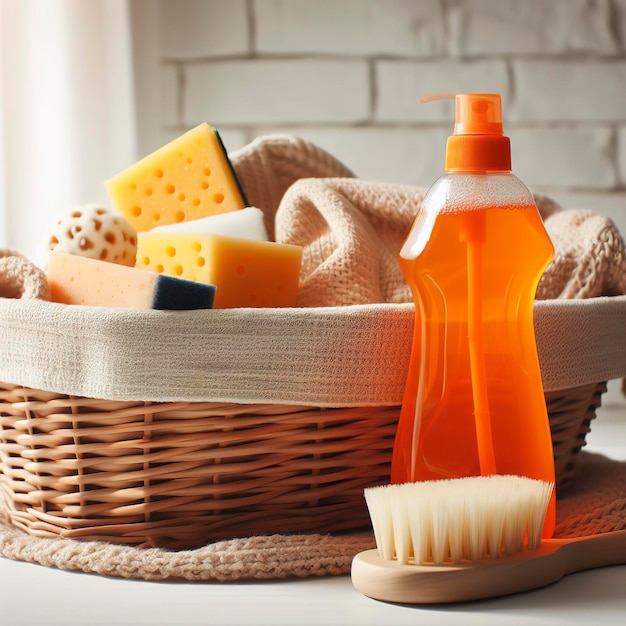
47,251,215,310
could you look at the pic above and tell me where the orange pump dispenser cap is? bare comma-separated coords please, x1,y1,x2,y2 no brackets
418,93,511,172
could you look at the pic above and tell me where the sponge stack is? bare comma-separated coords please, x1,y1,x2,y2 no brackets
47,124,302,310
108,124,302,309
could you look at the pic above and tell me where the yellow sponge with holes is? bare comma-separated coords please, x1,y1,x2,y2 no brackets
105,123,247,232
137,232,302,309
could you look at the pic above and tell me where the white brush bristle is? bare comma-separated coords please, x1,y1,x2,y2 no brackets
364,475,553,565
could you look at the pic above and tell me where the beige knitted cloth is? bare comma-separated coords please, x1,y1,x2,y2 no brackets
1,135,626,581
231,135,626,306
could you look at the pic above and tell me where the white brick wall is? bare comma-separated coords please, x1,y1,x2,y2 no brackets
510,126,616,189
254,125,451,185
131,0,626,237
447,0,616,55
158,0,249,58
184,59,371,124
511,60,626,122
254,0,446,56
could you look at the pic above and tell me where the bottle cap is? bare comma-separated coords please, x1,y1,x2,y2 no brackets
418,93,511,172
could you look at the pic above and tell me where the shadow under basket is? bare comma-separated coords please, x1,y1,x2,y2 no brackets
0,380,606,549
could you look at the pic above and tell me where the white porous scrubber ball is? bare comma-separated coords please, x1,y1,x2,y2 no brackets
49,204,137,266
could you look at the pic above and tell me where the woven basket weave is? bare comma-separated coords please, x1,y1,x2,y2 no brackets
0,379,608,549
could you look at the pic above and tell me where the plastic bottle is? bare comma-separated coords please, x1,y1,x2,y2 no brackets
391,93,556,537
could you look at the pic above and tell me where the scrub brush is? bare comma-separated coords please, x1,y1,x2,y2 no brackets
362,474,553,567
351,474,626,604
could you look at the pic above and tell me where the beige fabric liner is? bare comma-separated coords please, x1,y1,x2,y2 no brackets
2,135,626,580
1,296,626,405
0,452,624,581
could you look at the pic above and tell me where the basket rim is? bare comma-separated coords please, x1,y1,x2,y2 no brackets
1,295,625,406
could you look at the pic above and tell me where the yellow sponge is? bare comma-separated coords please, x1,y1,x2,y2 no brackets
105,124,247,231
137,232,302,309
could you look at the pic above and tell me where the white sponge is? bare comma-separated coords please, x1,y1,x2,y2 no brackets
148,207,269,241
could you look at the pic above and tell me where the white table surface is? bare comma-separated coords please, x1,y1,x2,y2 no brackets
1,388,626,626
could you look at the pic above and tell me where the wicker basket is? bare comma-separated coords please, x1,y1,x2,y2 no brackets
2,296,625,549
0,379,608,549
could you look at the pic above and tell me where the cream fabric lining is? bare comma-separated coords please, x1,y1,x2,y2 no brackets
0,297,626,405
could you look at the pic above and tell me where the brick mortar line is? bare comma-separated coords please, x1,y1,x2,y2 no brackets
166,122,626,131
367,60,377,120
246,0,257,55
609,127,618,182
441,0,454,50
161,51,626,65
505,59,516,104
608,127,624,186
176,65,184,128
608,0,624,49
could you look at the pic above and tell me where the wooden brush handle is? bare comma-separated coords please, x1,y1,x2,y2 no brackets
351,530,626,604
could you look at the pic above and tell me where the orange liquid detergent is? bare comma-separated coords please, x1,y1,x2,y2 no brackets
392,202,556,536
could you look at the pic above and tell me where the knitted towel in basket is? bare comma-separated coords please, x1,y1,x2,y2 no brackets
230,134,626,305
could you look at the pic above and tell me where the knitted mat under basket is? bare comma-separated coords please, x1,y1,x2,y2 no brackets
0,451,624,581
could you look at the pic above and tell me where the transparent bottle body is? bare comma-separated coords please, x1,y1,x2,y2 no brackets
392,172,556,537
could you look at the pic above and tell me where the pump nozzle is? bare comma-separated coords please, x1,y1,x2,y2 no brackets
418,93,511,172
454,94,503,135
416,92,456,104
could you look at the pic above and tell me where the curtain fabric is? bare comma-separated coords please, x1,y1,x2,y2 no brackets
0,0,136,265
